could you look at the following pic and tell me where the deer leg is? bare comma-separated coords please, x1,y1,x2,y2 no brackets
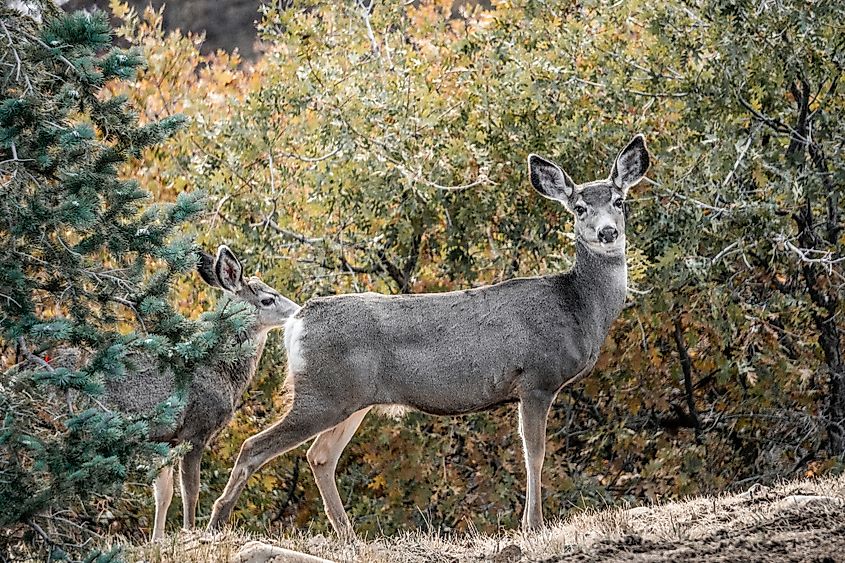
207,396,348,531
151,465,174,541
518,392,553,531
180,444,203,530
307,407,371,540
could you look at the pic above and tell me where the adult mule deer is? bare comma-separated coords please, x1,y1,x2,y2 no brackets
206,135,650,537
105,245,297,541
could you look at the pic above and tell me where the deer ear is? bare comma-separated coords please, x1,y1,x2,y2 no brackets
197,249,220,288
214,245,244,293
610,134,650,195
528,154,577,201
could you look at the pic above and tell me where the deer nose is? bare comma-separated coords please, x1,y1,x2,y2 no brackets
598,226,618,243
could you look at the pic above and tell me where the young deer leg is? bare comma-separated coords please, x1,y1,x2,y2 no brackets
307,407,372,540
151,465,174,541
207,397,348,530
518,392,553,531
180,444,203,530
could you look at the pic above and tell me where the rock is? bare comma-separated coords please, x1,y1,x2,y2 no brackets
775,495,844,508
735,483,771,502
230,541,336,563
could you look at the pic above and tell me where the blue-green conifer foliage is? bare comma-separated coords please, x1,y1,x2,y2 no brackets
0,5,252,559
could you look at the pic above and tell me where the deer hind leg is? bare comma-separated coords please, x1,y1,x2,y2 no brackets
307,407,372,541
206,393,349,531
179,444,203,530
518,392,553,531
151,465,174,541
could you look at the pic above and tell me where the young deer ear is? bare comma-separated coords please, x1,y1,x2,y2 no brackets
610,134,650,195
214,245,244,293
528,154,577,202
197,249,221,288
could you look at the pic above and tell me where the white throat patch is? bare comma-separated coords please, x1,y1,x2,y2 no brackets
284,315,307,374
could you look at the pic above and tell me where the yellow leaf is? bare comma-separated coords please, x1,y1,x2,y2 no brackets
368,474,387,491
260,474,277,491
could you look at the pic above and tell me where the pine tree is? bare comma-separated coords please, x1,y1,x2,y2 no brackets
0,4,252,559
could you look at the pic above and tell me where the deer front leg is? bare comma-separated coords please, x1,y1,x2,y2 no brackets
307,407,371,541
151,465,174,541
518,392,553,531
180,444,203,530
207,397,348,531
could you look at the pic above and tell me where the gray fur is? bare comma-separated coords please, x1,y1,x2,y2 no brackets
528,154,576,200
105,333,269,446
610,134,650,194
291,251,625,415
207,135,651,538
106,245,296,541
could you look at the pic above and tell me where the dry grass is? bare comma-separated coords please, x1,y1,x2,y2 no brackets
124,474,845,562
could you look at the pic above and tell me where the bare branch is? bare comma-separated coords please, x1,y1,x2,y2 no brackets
17,337,53,372
274,146,340,163
778,235,845,273
737,94,808,144
645,177,732,214
27,519,54,551
391,159,493,192
0,19,33,94
356,0,381,63
262,220,325,245
109,295,147,335
711,240,742,266
723,130,755,188
673,319,701,442
18,27,79,76
0,292,21,307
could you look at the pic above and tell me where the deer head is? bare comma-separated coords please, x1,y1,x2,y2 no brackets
197,245,291,331
528,135,650,256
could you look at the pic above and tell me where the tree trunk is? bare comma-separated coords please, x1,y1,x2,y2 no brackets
787,77,845,455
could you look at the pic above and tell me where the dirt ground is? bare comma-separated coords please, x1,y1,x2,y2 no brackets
544,502,845,562
538,478,845,563
126,475,845,563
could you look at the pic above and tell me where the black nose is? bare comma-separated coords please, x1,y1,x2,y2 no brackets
598,226,618,243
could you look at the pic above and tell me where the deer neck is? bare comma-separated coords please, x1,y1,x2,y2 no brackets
230,327,269,392
252,328,269,369
572,237,628,335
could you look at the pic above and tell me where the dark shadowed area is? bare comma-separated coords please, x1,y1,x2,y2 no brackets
63,0,264,57
61,0,490,58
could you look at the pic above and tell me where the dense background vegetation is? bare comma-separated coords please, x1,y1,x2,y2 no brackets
4,0,844,554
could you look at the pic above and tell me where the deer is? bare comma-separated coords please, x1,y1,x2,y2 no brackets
104,245,298,541
205,135,650,538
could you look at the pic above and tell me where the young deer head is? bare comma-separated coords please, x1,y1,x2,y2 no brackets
197,245,291,331
528,134,650,256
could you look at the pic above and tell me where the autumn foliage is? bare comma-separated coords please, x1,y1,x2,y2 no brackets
32,0,845,543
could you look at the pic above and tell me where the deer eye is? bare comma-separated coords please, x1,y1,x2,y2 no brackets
614,199,624,209
261,297,275,307
574,204,587,216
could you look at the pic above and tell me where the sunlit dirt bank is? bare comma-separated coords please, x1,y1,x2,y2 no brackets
126,474,845,563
